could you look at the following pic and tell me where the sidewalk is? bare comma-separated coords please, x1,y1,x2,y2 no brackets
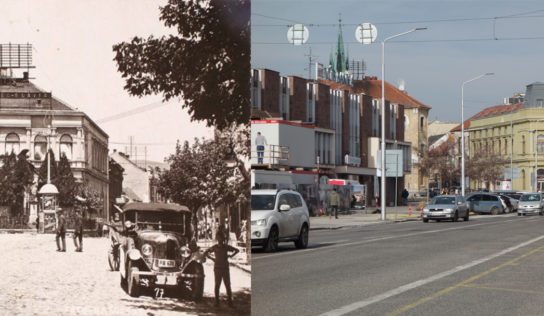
310,204,424,230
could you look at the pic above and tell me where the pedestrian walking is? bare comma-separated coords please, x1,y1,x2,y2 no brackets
255,132,267,164
204,231,240,308
56,209,66,252
402,188,409,206
73,210,83,252
329,188,340,219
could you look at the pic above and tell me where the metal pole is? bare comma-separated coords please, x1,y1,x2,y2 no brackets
461,73,494,196
381,40,386,221
47,125,51,184
379,27,426,221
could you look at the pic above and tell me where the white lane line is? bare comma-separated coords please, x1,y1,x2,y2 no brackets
253,218,521,261
320,235,544,316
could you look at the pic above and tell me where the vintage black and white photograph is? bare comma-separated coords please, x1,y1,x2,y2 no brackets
1,1,250,315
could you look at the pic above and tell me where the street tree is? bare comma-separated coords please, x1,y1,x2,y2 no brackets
465,147,508,189
57,153,77,207
0,151,35,218
112,0,251,130
417,145,460,195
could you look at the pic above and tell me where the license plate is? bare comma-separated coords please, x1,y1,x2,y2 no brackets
157,259,175,268
156,274,177,285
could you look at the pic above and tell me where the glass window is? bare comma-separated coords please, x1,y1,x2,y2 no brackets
5,133,20,155
60,134,73,160
251,195,276,210
34,135,47,160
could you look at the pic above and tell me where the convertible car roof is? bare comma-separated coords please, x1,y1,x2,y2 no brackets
122,202,191,213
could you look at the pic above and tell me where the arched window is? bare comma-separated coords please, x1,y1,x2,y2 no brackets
59,134,73,160
522,135,526,154
522,169,526,191
34,135,47,160
5,133,20,155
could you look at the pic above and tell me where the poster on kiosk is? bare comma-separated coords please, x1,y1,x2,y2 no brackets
41,195,57,234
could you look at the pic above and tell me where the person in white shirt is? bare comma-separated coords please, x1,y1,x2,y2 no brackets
255,132,267,164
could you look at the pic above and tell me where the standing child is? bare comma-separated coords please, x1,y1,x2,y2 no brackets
204,231,240,307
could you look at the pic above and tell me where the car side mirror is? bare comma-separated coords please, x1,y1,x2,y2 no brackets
279,204,290,211
125,220,133,229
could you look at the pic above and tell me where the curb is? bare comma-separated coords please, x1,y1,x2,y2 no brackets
309,217,422,230
231,262,251,274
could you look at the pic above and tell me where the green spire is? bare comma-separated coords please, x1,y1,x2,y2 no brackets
336,15,346,73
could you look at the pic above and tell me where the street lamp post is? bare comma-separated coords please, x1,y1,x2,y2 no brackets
461,73,493,196
380,27,426,221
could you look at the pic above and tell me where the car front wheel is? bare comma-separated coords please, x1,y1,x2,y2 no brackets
264,226,279,252
295,224,309,249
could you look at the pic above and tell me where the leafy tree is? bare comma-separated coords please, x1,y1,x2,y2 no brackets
416,145,459,194
112,0,250,130
57,153,76,207
158,127,249,228
0,151,35,217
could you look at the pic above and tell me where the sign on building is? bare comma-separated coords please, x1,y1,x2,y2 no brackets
504,168,520,179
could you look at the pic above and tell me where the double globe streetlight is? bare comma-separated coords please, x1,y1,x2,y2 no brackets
461,73,494,196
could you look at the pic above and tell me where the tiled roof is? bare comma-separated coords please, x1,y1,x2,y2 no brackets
353,77,431,109
451,103,522,132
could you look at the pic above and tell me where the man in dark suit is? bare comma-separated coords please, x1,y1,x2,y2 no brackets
73,210,83,252
56,209,66,252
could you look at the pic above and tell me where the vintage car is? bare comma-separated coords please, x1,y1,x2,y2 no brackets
107,202,205,300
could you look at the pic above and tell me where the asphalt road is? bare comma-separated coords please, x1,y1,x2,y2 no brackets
252,214,544,316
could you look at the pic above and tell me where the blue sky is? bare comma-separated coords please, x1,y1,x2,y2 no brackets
252,0,544,122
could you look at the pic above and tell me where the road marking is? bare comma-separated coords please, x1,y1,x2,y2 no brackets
253,218,521,261
460,283,544,295
320,235,544,316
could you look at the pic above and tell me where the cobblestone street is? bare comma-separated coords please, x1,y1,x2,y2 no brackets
1,233,250,316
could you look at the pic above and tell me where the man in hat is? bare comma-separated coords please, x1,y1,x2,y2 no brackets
56,209,66,252
73,210,83,252
204,230,239,307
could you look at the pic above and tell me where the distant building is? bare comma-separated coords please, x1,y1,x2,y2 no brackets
109,150,164,203
0,67,109,223
452,86,544,191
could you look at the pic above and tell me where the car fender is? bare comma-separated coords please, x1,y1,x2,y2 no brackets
119,247,126,278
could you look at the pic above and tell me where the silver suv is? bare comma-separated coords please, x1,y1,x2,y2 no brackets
251,189,310,252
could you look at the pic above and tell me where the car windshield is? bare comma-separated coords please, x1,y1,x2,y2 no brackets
251,194,276,210
430,196,455,205
520,194,541,202
129,211,186,233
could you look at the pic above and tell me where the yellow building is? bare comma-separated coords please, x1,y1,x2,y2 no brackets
463,82,544,192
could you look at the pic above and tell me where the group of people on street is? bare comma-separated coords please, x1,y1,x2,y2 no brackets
55,209,84,252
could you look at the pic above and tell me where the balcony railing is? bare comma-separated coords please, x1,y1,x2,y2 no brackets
251,144,289,169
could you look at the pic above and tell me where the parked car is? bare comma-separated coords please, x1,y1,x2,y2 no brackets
465,193,505,215
497,194,515,213
251,189,310,252
517,193,544,216
107,202,205,300
422,195,470,223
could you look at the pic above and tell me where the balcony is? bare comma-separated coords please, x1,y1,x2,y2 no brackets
251,144,290,170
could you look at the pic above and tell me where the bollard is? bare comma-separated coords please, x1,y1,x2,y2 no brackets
420,204,424,217
409,204,412,216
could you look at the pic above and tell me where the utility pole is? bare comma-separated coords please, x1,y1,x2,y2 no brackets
304,47,318,80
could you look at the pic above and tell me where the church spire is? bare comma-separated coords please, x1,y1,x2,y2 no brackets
325,13,352,85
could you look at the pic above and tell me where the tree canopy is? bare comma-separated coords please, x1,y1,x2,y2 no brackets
113,0,250,130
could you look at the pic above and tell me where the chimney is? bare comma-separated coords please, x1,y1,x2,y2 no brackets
23,72,29,80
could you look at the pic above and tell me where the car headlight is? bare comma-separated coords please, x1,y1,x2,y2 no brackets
141,243,153,257
251,218,267,226
181,246,191,258
443,208,453,213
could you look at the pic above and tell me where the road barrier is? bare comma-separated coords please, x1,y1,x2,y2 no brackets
408,204,412,216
